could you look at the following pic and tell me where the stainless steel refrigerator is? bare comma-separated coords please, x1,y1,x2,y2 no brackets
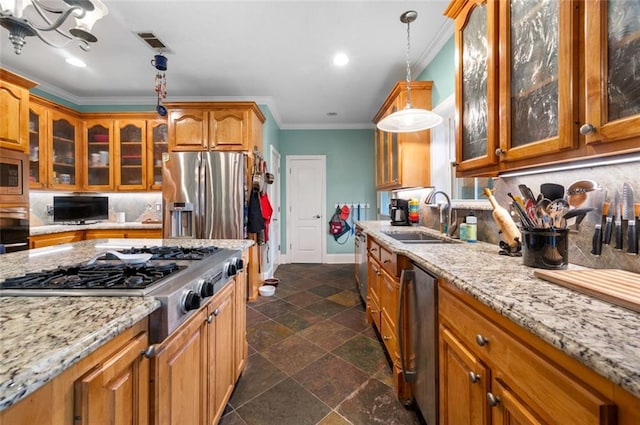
162,151,246,239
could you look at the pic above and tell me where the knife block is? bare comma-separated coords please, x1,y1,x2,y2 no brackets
522,229,569,269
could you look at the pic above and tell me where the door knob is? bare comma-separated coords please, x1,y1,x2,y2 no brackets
314,214,321,219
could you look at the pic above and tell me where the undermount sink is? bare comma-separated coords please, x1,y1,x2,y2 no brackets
382,231,453,244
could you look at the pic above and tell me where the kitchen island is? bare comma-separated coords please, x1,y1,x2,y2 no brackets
357,221,640,421
0,238,253,417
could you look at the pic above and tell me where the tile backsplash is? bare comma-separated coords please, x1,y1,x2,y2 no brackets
30,192,162,226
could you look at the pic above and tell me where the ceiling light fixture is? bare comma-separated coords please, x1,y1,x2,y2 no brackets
65,56,86,67
333,53,349,66
0,0,108,55
377,10,443,133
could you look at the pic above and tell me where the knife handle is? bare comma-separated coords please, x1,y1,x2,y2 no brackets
603,217,613,245
591,224,602,256
615,220,623,250
627,219,638,254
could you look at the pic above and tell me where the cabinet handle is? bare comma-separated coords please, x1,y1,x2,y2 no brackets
487,392,500,407
369,248,378,252
475,334,489,346
382,335,391,341
213,308,220,317
383,259,391,264
468,371,481,383
206,314,213,324
142,345,157,358
580,123,596,135
495,148,505,156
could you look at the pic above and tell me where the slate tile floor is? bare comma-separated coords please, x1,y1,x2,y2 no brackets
220,264,422,425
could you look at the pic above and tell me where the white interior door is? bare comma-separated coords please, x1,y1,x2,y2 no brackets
268,146,281,269
286,155,326,263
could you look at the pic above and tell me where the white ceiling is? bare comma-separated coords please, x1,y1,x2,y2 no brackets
0,0,453,129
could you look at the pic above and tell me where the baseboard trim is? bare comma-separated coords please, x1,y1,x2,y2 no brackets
278,254,354,264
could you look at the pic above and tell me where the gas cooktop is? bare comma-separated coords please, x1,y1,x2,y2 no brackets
99,245,222,261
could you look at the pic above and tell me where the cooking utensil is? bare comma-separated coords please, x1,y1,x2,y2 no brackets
518,184,536,203
589,189,606,256
543,234,565,266
508,192,535,230
623,182,637,254
567,179,598,207
614,190,623,250
547,199,569,229
535,198,552,228
540,183,564,203
156,96,167,116
603,196,615,245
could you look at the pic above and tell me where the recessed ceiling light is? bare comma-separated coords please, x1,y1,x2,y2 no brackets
333,53,349,66
327,112,338,116
65,57,86,68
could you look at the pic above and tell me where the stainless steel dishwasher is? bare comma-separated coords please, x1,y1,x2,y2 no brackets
354,230,367,300
398,262,438,424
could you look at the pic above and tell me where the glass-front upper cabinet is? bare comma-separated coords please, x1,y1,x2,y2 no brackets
148,120,168,190
28,105,47,189
583,0,640,144
49,110,80,190
116,120,146,190
498,0,579,162
84,120,113,191
447,0,499,174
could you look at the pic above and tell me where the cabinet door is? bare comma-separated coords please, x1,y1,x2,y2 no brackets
49,111,81,190
234,256,248,379
147,121,168,190
152,309,207,425
489,379,545,425
210,109,248,150
28,104,48,189
116,120,147,190
84,120,114,191
367,258,382,329
379,269,399,357
498,0,579,162
74,331,149,425
30,231,83,248
439,326,490,425
208,284,235,425
169,109,208,151
452,0,499,173
584,0,640,144
0,79,29,152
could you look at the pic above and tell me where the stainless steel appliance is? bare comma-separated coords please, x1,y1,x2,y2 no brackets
162,151,246,239
390,198,410,226
355,230,367,300
0,148,29,253
0,245,243,343
398,262,438,424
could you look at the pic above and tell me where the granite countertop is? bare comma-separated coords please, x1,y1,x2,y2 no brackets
357,221,640,399
30,221,163,236
0,238,254,411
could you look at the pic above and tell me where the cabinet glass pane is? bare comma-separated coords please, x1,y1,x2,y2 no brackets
120,124,143,186
390,131,398,183
28,111,40,185
382,132,389,183
461,4,488,161
510,0,558,147
608,0,640,121
87,125,110,186
52,119,76,185
152,124,168,186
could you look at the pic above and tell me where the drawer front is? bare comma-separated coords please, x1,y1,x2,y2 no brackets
380,270,398,328
381,310,399,362
368,238,382,261
379,245,397,277
368,295,381,330
439,288,615,425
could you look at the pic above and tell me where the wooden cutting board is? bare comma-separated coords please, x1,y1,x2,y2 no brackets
533,269,640,313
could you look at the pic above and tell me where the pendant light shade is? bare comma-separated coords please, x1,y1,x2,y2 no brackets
377,11,442,133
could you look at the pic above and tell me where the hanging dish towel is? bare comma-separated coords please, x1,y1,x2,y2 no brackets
260,191,273,242
247,188,265,236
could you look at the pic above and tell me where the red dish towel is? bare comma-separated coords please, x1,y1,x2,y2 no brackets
260,192,273,242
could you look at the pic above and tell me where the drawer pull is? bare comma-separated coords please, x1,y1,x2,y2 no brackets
487,392,500,407
383,259,391,264
142,345,157,359
475,334,489,346
369,248,378,252
206,314,213,324
468,371,481,383
382,335,391,341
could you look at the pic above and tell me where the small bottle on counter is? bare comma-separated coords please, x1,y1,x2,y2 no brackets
466,213,477,243
459,223,468,241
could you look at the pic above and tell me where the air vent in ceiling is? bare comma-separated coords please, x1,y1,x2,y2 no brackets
136,31,168,50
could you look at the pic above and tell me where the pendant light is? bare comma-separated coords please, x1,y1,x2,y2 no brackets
377,10,443,133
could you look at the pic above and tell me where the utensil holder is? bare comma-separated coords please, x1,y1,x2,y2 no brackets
522,229,569,269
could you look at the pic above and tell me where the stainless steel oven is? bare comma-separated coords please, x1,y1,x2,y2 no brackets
0,148,29,253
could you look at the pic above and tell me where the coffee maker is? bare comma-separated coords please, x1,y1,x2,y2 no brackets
390,198,410,226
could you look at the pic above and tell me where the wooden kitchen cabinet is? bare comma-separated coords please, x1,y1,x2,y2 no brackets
583,0,640,146
234,250,249,380
84,228,162,240
30,230,84,248
147,120,168,190
74,330,150,425
372,81,433,190
0,320,150,425
28,102,48,189
439,280,618,425
83,119,114,191
165,102,266,153
0,69,36,153
116,119,147,190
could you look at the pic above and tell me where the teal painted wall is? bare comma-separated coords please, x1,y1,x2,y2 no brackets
417,35,455,106
278,129,376,255
31,88,154,112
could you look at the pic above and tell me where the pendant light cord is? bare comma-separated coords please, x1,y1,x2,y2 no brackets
405,16,413,109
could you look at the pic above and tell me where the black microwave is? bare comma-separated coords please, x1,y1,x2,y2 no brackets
0,148,29,204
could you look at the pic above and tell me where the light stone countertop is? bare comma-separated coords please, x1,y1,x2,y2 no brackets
357,221,640,399
30,221,162,236
0,238,254,411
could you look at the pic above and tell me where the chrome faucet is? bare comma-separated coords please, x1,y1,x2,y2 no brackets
427,190,455,237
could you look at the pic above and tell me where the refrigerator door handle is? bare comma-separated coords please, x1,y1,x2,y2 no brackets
398,269,417,383
197,152,205,239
